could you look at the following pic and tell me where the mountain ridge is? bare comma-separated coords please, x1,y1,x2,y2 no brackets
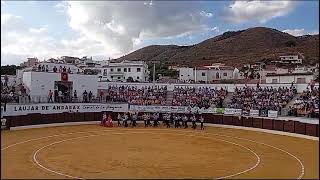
116,27,319,67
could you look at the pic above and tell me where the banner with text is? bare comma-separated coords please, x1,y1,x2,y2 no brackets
250,110,260,117
2,103,129,116
268,110,278,118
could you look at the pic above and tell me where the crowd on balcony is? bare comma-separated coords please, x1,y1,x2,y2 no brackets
35,64,77,74
289,86,319,118
106,85,167,105
228,86,297,115
1,76,28,104
172,86,227,108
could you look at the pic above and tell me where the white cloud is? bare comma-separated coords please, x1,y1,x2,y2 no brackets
65,1,210,57
200,11,213,18
222,1,295,23
2,2,216,65
282,29,319,36
1,13,109,65
29,25,48,34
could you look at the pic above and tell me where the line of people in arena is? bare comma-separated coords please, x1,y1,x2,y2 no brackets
111,112,205,130
289,86,319,118
106,85,167,105
172,86,227,108
228,85,297,115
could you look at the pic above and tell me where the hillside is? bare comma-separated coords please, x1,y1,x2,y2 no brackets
117,27,319,67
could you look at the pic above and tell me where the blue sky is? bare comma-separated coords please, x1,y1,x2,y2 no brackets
1,1,319,65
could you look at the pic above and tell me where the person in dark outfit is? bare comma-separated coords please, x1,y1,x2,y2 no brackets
166,113,171,128
117,113,122,126
183,115,188,128
132,112,137,127
200,115,204,130
191,115,197,129
143,113,148,128
123,113,128,127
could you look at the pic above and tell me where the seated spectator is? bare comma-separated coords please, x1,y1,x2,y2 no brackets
292,87,319,118
53,66,57,73
63,66,67,72
106,85,167,105
228,86,297,114
172,86,227,108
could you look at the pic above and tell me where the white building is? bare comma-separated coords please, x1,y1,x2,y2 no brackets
100,60,150,82
22,71,98,102
178,64,241,83
266,72,314,84
259,66,289,81
179,67,194,82
20,57,39,68
278,55,303,64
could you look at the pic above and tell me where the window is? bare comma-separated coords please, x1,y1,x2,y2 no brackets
181,75,183,77
223,73,227,76
110,68,113,72
111,76,113,79
103,69,108,76
202,72,206,76
128,68,131,72
297,78,306,83
124,68,127,72
272,79,277,83
137,76,140,79
117,77,121,80
117,68,121,72
137,68,141,72
216,72,219,79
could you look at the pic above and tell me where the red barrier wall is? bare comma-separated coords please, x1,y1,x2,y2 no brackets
252,118,263,128
273,120,284,131
262,118,273,130
223,116,233,125
212,114,222,124
233,116,243,126
294,121,306,135
284,120,295,133
75,112,85,122
94,112,103,121
84,112,95,121
3,112,318,137
306,124,317,137
242,116,253,127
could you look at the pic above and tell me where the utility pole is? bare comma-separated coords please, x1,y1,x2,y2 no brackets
259,63,262,84
149,61,160,84
153,63,156,84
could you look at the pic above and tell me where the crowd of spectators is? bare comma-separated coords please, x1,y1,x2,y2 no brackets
172,86,227,108
35,64,76,74
1,76,28,104
289,86,319,118
106,85,167,105
228,86,297,115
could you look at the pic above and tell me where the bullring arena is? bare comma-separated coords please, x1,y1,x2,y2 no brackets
1,109,319,179
1,71,319,179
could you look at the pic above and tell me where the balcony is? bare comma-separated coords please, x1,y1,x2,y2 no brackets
108,71,124,76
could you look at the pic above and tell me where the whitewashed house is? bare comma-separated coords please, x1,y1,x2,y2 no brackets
178,63,241,83
266,72,314,84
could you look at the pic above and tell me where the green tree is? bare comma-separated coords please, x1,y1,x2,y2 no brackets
1,65,21,75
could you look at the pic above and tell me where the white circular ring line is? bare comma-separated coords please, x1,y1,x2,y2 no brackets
2,127,305,179
32,131,261,180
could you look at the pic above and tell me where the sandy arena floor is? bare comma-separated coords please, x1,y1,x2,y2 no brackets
1,123,319,179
